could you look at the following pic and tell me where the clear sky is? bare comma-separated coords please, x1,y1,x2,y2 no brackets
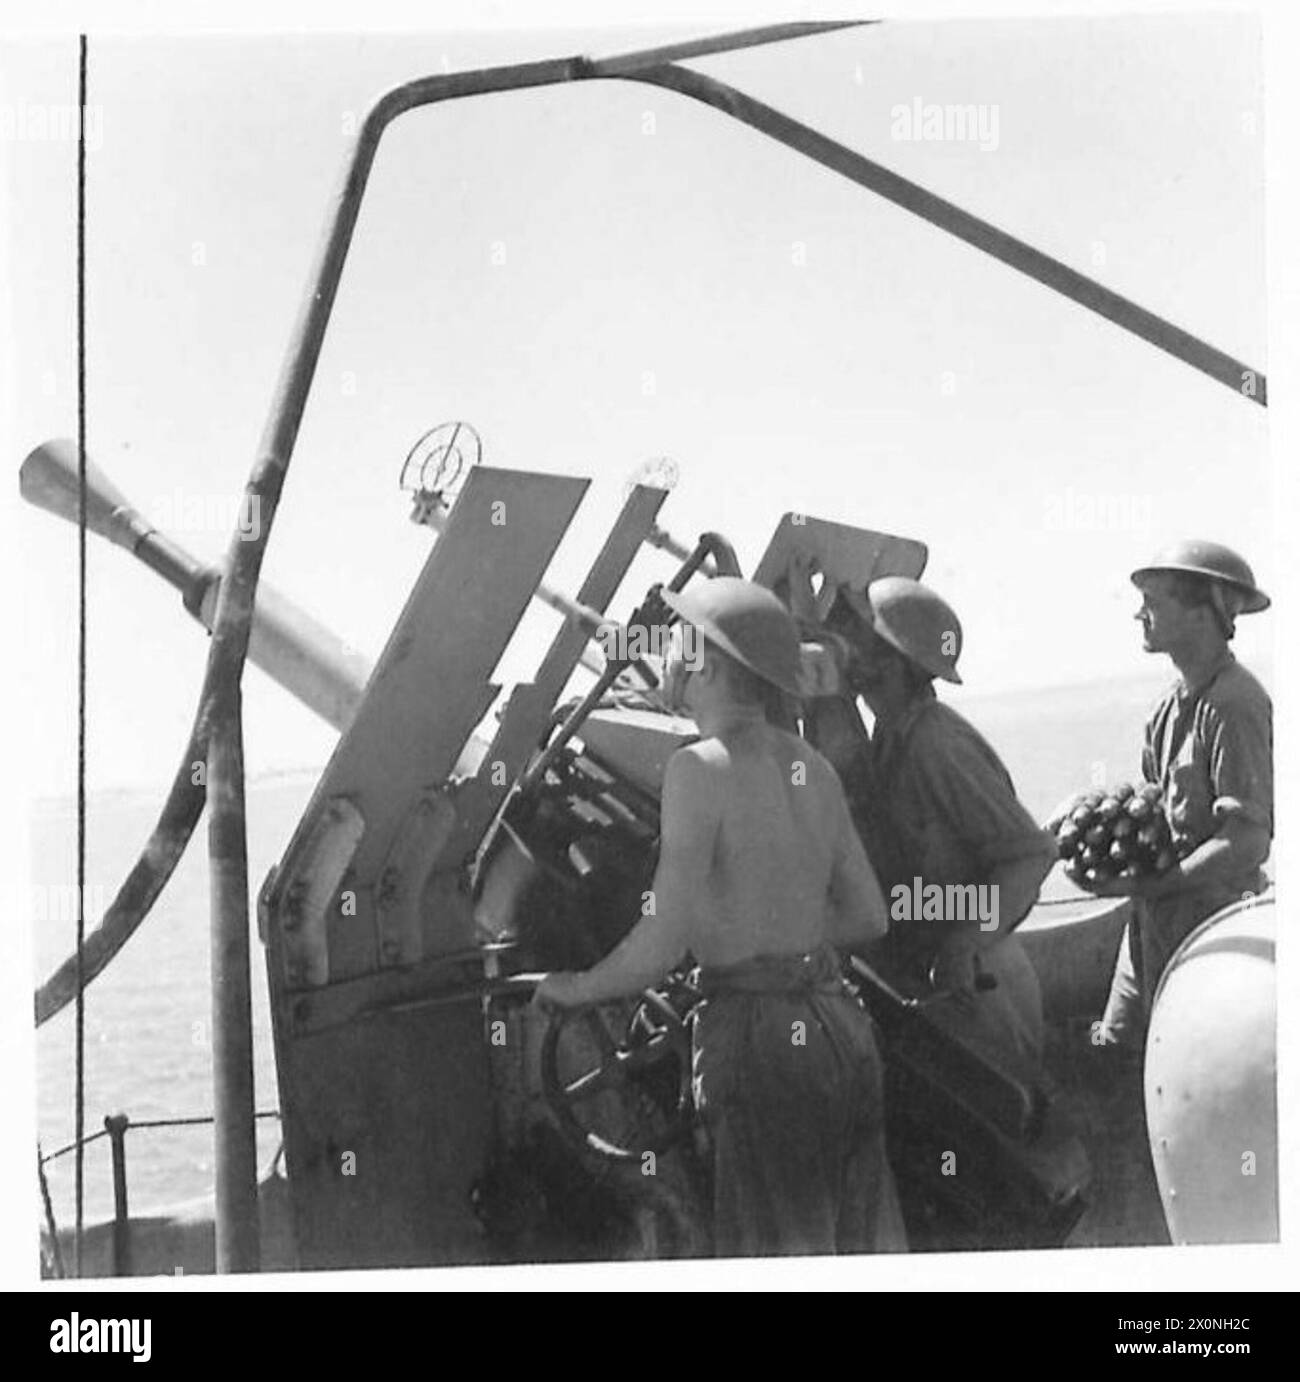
2,0,1298,1301
3,13,1272,797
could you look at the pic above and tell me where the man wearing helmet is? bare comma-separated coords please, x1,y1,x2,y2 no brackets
535,577,906,1257
1090,541,1272,1051
796,567,1055,1066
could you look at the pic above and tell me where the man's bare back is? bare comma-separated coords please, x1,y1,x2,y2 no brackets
533,710,886,1007
534,580,887,1008
680,722,882,966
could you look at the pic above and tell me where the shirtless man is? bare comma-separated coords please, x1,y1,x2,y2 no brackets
535,577,905,1257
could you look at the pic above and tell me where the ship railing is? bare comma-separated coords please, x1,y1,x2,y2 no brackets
38,1109,282,1279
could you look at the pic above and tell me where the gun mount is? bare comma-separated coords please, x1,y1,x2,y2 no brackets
247,464,1087,1267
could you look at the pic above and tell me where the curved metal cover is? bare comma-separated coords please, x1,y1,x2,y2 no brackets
1145,894,1277,1244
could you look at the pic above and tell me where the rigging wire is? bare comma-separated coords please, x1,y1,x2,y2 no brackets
74,31,88,1279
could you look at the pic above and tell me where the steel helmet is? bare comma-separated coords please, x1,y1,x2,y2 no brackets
843,575,964,684
660,577,802,697
1131,540,1270,614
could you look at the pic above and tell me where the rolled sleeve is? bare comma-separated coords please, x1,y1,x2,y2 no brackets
1208,703,1273,834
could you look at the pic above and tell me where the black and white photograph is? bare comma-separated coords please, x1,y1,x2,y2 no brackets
2,0,1294,1308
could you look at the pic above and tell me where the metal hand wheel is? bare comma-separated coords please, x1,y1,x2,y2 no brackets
540,990,693,1162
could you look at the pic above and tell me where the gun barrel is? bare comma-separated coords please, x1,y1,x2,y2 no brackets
20,439,371,731
193,576,371,730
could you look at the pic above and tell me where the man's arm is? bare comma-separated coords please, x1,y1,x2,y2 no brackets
803,693,873,780
984,842,1057,938
534,748,717,1008
918,725,1057,940
929,839,1056,999
1099,698,1272,901
825,769,889,949
918,725,1056,995
1118,814,1270,901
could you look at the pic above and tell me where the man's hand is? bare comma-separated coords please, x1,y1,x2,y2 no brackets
1088,868,1178,901
928,933,981,1008
1043,792,1080,835
1085,874,1136,899
532,971,590,1011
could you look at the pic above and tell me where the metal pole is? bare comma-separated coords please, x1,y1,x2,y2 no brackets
518,531,739,793
630,63,1268,406
104,1114,132,1277
644,523,695,564
207,701,260,1273
37,1146,67,1279
199,57,586,1275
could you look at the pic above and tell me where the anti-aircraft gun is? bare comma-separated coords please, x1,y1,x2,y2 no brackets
24,427,1092,1268
27,19,1277,1273
244,437,1091,1266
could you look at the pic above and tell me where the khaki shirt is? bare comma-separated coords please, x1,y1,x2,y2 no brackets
851,688,1054,961
813,689,1050,1059
1141,651,1272,943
